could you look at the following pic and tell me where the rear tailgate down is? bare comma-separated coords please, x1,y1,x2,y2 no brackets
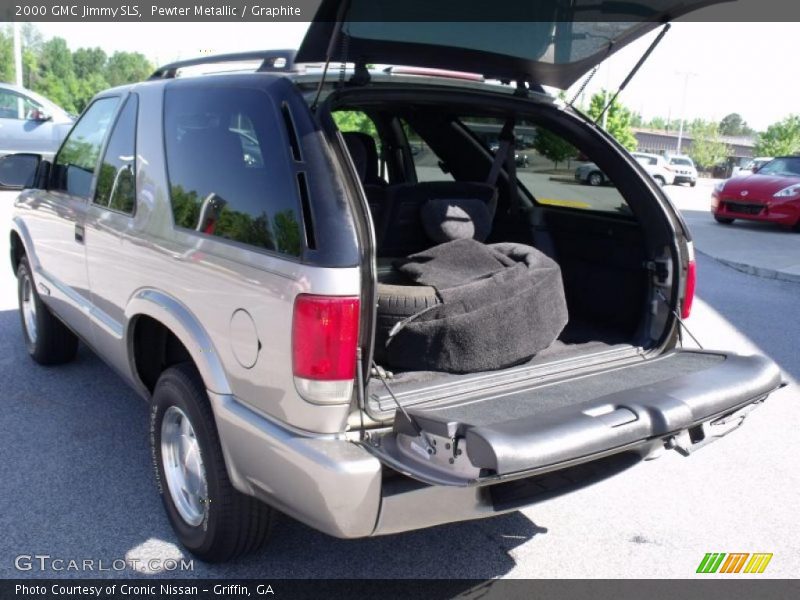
364,350,781,486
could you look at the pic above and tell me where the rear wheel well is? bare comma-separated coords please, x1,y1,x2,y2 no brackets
10,232,24,274
132,316,194,393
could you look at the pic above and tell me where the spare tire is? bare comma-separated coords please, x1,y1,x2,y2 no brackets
375,271,440,363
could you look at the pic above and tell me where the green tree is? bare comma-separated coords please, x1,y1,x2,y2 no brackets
533,128,576,169
332,110,377,137
35,37,80,112
718,112,754,137
73,47,107,80
587,90,638,151
647,116,668,131
688,122,730,169
105,51,152,88
754,115,800,156
687,118,710,133
0,27,13,83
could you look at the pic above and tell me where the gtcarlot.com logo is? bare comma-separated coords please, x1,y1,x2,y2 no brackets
14,554,194,573
696,552,773,574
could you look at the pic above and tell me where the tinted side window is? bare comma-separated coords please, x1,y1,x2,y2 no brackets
52,97,120,198
94,94,138,214
164,86,303,256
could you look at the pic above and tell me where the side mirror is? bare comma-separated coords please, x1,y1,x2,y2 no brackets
30,109,52,122
0,153,43,190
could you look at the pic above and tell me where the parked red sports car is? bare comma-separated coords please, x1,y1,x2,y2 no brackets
711,156,800,230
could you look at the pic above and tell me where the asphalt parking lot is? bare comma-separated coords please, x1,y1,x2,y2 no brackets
1,183,798,579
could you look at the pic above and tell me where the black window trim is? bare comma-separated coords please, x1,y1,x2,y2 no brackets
49,93,124,200
91,92,139,217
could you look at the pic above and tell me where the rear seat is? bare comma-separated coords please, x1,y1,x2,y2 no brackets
340,133,498,261
378,181,498,258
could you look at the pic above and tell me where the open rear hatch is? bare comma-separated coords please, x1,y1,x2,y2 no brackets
297,0,732,89
366,351,781,486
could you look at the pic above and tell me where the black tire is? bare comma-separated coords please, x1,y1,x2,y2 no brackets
690,181,697,187
654,175,666,187
17,257,78,365
714,215,735,225
375,274,440,362
150,363,274,562
587,172,603,186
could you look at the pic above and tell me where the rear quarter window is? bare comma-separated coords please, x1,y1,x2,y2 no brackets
163,85,303,257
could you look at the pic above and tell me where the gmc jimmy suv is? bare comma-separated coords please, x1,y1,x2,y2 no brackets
1,2,782,562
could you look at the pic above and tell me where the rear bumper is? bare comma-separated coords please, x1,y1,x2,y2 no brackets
210,352,781,539
210,388,660,538
209,392,383,539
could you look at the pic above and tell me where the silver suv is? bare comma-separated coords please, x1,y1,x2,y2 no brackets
1,3,781,563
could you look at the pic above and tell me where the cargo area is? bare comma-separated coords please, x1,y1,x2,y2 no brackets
322,86,677,417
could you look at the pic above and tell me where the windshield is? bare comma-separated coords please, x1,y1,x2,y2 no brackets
756,157,800,177
670,158,693,166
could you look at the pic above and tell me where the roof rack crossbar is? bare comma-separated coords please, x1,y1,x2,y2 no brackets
148,49,298,80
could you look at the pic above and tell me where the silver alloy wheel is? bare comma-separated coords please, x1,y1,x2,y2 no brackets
161,406,208,527
21,273,37,344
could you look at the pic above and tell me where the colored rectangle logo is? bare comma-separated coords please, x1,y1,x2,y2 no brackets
696,553,772,574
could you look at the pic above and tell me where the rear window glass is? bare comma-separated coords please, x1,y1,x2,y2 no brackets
459,117,631,216
343,3,642,65
164,86,303,256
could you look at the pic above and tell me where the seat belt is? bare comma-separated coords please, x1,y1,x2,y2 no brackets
487,118,558,258
486,118,514,188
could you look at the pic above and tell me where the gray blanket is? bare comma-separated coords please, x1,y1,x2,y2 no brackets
388,238,569,373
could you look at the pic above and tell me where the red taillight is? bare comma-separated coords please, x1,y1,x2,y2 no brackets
682,259,696,319
292,295,360,381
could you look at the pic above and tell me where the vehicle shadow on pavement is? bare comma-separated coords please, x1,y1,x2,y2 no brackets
0,308,546,579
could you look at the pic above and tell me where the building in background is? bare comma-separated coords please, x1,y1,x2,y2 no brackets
633,128,755,177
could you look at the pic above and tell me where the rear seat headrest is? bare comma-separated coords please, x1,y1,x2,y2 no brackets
421,198,493,244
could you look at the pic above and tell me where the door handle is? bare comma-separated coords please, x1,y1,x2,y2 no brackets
75,223,85,243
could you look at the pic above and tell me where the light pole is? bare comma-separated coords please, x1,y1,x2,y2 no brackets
601,62,612,130
675,70,698,154
13,22,23,87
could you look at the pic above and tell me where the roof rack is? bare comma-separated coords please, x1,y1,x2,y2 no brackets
148,49,298,80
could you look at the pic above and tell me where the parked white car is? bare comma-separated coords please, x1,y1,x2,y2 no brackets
631,152,675,186
666,155,698,187
734,157,773,177
0,83,73,161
